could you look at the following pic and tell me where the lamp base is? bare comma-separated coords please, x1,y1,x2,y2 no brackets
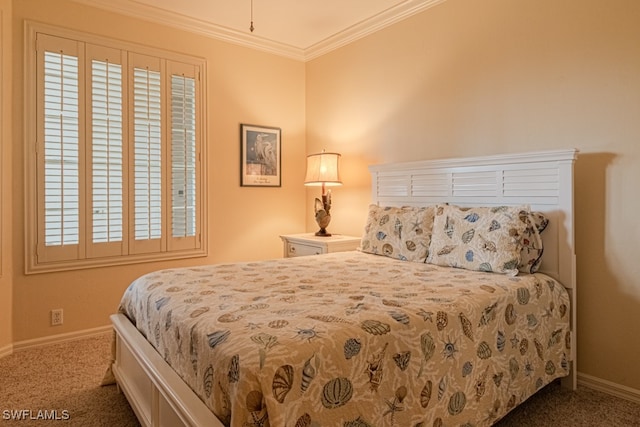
315,228,332,237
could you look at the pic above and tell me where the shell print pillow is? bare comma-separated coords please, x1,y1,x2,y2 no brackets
518,211,548,274
427,204,529,275
360,205,435,262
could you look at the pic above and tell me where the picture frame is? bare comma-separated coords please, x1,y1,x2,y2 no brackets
240,124,282,187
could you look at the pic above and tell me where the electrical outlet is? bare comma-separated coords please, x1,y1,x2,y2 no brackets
51,309,63,326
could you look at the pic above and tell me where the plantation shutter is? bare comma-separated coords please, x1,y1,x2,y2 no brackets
171,74,195,237
86,45,126,258
36,34,84,263
28,25,206,272
44,52,80,245
168,61,200,251
129,54,164,254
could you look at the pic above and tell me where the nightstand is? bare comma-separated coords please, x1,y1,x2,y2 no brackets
280,233,361,258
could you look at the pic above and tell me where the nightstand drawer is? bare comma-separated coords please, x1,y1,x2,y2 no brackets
280,233,361,258
286,242,323,257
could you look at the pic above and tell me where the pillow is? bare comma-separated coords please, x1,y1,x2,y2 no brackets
427,204,530,275
518,212,548,274
529,211,549,233
360,205,435,262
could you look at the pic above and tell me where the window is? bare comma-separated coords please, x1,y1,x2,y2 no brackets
26,24,206,273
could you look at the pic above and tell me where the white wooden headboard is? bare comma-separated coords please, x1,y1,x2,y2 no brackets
369,149,578,290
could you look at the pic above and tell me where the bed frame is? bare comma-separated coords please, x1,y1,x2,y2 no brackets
111,148,578,427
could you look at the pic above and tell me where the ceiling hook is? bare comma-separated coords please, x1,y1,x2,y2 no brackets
249,0,255,32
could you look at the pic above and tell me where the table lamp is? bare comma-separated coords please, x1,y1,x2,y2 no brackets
304,151,342,236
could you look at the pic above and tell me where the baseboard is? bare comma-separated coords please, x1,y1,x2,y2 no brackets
578,372,640,404
0,342,13,359
11,325,113,353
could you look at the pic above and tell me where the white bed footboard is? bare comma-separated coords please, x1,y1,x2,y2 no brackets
111,314,224,427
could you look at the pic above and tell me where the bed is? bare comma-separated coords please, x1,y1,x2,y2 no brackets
110,149,578,427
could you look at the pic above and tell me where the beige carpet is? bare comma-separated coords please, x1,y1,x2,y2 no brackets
0,333,138,427
1,331,639,426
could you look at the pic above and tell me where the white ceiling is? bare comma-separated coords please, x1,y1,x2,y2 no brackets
73,0,447,61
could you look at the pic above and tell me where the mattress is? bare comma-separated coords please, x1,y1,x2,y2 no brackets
118,250,571,426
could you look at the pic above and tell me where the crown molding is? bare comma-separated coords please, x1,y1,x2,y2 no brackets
304,0,448,61
71,0,447,62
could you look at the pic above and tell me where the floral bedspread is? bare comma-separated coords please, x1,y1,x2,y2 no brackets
118,251,571,427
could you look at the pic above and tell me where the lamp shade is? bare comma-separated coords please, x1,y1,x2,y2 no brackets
304,152,342,186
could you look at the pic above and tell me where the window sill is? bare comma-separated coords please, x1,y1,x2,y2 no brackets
25,248,208,275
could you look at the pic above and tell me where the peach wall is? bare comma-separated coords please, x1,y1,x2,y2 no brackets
0,0,12,352
9,0,306,342
306,0,640,391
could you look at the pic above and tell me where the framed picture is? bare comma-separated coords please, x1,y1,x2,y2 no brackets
240,124,282,187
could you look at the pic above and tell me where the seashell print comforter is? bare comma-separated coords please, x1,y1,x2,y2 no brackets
118,251,571,427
